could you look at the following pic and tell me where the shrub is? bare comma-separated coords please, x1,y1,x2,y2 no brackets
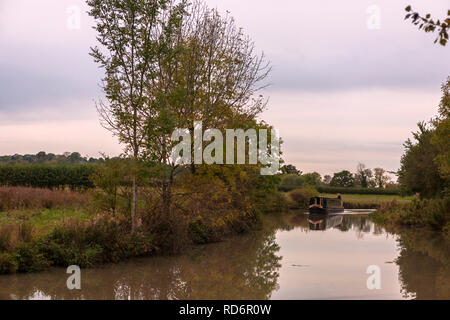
188,220,215,245
0,224,15,252
0,252,18,274
288,187,319,209
18,222,34,243
372,198,450,231
38,216,154,267
14,243,50,273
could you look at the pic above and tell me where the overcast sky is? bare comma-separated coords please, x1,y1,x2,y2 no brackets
0,0,449,176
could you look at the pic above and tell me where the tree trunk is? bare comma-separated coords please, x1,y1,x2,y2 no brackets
132,175,137,232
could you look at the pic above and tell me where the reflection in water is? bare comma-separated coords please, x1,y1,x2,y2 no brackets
394,228,450,299
0,212,448,300
0,230,282,300
308,214,343,230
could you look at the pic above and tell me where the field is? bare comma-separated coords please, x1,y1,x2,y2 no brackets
322,193,414,209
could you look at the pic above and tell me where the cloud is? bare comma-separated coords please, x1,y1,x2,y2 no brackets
0,0,448,175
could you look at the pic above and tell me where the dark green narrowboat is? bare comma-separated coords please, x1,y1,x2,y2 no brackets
308,195,344,214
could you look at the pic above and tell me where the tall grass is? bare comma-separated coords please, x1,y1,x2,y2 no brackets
0,186,89,212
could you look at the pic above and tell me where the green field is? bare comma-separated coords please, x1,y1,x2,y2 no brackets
323,193,414,209
0,208,92,235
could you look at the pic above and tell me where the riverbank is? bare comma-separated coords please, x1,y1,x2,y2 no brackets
1,212,448,299
0,186,267,275
370,198,450,238
283,188,413,210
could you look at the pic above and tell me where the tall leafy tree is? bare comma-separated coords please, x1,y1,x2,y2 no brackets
330,170,354,188
87,0,182,230
355,163,373,188
373,168,391,188
431,78,450,191
399,122,444,198
141,1,272,216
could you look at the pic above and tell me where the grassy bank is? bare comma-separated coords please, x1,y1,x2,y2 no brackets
370,198,450,236
0,186,268,275
283,187,413,210
325,193,414,209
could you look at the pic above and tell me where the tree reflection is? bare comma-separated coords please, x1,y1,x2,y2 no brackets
392,227,450,300
1,213,448,300
0,228,282,300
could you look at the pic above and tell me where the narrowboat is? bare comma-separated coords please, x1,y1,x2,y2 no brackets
308,194,344,214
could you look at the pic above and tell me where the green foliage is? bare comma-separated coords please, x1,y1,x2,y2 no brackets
13,243,50,273
299,172,322,188
279,172,322,190
330,170,355,187
431,78,450,186
287,186,319,209
0,252,18,274
280,164,301,175
188,220,215,245
399,122,445,198
0,164,95,190
372,198,450,231
0,152,104,165
91,158,134,214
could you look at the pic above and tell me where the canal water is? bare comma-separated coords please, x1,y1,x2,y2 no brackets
0,211,448,300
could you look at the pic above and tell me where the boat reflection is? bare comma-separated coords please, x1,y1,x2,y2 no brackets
308,214,344,230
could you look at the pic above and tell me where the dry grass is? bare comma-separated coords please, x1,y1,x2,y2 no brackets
0,186,89,212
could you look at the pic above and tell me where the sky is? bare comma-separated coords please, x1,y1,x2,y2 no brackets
0,0,449,177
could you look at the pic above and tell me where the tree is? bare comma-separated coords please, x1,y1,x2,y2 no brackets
431,78,450,184
281,165,301,175
299,172,322,188
87,0,181,231
355,163,373,188
323,175,332,185
330,170,354,188
404,6,450,46
89,0,273,224
399,78,450,198
399,122,444,198
141,1,272,217
373,168,391,188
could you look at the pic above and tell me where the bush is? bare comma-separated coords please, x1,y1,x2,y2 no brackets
0,252,18,274
288,187,319,209
38,216,154,268
188,220,215,245
0,224,15,252
371,198,450,231
14,243,50,273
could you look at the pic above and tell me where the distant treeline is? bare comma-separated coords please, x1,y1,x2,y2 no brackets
0,152,104,165
0,164,95,190
278,185,401,195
